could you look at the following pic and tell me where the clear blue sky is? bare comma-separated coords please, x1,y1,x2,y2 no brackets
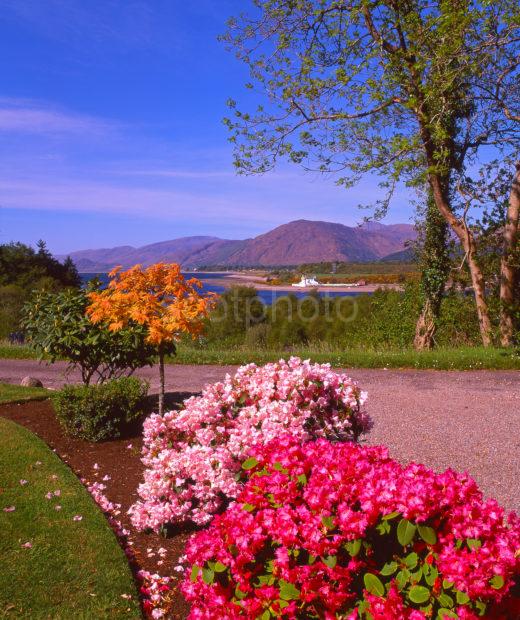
0,0,413,255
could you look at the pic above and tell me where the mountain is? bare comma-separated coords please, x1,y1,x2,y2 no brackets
63,220,416,270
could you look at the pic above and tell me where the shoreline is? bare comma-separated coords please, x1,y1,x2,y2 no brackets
210,272,402,293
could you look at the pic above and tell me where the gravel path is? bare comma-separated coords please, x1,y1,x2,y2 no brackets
1,359,519,512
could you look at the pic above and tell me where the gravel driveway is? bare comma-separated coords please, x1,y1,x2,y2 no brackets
1,358,519,512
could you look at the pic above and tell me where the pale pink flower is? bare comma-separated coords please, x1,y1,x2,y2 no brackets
73,514,83,521
21,541,32,549
19,479,28,486
3,505,15,512
55,505,62,511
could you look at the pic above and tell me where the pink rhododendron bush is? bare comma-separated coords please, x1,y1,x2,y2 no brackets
130,358,370,529
182,437,520,619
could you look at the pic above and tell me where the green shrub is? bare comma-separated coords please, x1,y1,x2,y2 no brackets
22,285,158,384
52,377,149,441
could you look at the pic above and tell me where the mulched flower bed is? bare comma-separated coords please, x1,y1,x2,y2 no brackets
0,397,193,619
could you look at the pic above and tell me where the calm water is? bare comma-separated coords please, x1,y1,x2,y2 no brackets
80,272,367,305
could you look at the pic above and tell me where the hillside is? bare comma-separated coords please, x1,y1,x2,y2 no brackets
63,220,416,270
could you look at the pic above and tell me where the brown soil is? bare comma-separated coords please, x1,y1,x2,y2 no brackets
0,397,193,619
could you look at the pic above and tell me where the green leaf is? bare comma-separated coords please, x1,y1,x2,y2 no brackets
345,539,361,557
455,590,470,605
279,580,300,601
297,473,307,485
242,457,258,470
408,585,430,604
380,561,398,576
410,567,423,583
466,538,482,550
404,552,418,569
382,511,400,521
242,503,255,512
437,609,458,619
442,579,453,590
322,555,337,568
213,561,227,573
397,518,417,546
321,516,334,530
190,565,200,582
235,585,247,600
363,573,385,597
489,575,504,590
202,567,214,584
418,525,437,545
437,593,454,608
396,570,409,590
260,610,270,620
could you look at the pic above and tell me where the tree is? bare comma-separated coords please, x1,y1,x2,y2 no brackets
414,190,450,350
0,241,81,338
222,0,520,347
87,264,212,414
500,162,520,345
22,283,157,385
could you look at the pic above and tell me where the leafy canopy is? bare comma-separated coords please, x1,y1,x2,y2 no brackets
223,0,520,214
22,284,157,385
87,263,213,347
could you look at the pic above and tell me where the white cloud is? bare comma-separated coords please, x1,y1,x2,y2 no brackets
0,98,114,135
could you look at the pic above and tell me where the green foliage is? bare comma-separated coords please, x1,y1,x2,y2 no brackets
22,285,158,385
0,241,80,290
222,2,519,208
51,376,148,441
205,286,266,345
0,417,140,617
0,285,28,339
202,284,483,351
0,241,81,339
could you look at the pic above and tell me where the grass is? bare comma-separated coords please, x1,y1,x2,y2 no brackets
0,344,39,360
1,342,519,370
0,418,141,619
172,344,520,370
0,382,50,404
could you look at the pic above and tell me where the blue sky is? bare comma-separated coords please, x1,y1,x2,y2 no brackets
0,0,413,255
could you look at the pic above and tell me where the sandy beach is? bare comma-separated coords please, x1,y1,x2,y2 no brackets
206,271,402,294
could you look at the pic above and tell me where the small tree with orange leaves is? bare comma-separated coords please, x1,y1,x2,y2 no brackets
87,263,212,414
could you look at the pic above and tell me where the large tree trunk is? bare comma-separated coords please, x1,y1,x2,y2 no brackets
414,190,450,351
429,175,493,347
414,299,437,350
499,162,520,347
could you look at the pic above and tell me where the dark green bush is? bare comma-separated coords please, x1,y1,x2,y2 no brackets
52,377,149,441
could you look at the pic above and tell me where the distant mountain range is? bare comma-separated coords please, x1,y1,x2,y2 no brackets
62,219,416,271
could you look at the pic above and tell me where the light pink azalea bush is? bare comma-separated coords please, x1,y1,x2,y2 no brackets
182,437,520,619
130,358,371,530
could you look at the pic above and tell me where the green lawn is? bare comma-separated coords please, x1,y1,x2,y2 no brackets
0,382,49,404
172,344,520,370
0,418,141,619
1,342,519,370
